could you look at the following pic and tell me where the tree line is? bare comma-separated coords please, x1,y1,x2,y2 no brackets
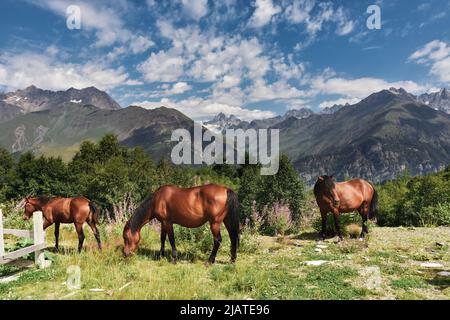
1,133,448,231
0,134,305,233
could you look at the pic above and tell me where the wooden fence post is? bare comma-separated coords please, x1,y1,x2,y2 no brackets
33,211,45,268
0,209,4,258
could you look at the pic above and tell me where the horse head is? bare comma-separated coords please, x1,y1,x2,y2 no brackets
123,220,141,257
23,197,37,220
315,175,340,207
22,196,49,220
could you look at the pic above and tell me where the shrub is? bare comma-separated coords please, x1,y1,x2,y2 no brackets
377,170,450,227
260,202,293,236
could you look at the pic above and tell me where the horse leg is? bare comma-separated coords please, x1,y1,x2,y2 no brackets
319,210,328,240
54,222,60,251
88,221,102,250
159,228,166,259
165,223,177,264
332,210,343,241
224,219,237,263
208,222,222,264
74,223,85,253
358,204,369,239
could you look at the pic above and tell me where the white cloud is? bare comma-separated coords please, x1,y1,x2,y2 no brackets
133,97,275,121
248,79,307,102
248,0,281,28
409,40,450,62
284,0,314,24
129,35,154,54
181,0,209,20
32,0,154,54
166,82,192,94
431,57,450,83
409,40,450,84
284,0,355,48
137,51,185,82
216,75,241,89
139,22,271,88
0,52,137,91
311,75,427,99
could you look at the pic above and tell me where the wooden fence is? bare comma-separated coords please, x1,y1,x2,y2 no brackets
0,209,47,268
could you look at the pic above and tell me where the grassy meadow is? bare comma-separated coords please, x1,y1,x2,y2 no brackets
1,220,449,300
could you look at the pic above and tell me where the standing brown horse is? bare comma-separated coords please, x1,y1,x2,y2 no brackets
314,176,378,240
123,184,240,264
23,196,101,252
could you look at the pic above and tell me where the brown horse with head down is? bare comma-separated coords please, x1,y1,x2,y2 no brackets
314,176,378,241
123,184,240,264
23,196,101,252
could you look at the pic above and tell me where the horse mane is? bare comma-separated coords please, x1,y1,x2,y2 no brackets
30,195,52,205
129,194,153,232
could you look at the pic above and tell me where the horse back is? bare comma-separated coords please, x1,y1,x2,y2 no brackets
153,184,229,226
337,179,374,202
46,196,90,224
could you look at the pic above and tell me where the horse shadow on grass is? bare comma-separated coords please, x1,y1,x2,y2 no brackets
293,231,320,240
427,275,450,290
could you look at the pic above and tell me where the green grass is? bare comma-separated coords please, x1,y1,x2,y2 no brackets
0,225,449,300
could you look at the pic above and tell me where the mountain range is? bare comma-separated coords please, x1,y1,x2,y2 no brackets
0,85,449,184
0,86,193,160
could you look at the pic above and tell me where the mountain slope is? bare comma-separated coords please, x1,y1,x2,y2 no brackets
0,103,194,161
418,88,450,114
277,90,450,184
0,101,22,123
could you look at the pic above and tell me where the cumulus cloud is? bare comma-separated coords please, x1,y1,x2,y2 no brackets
138,51,185,82
248,79,307,102
311,74,427,99
181,0,209,20
31,0,153,54
133,97,276,121
284,0,355,49
138,21,271,87
248,0,282,28
165,82,192,94
0,52,137,91
409,40,450,84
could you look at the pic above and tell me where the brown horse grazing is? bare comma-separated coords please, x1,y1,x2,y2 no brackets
314,176,378,241
123,184,240,264
23,196,101,252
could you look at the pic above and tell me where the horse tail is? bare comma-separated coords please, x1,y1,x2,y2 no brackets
89,201,99,224
226,189,240,250
369,185,378,220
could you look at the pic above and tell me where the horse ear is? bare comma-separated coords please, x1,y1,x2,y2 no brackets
318,176,324,181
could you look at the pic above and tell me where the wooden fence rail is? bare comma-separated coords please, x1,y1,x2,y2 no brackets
0,209,47,268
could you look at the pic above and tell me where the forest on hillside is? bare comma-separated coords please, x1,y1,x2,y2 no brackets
0,134,449,233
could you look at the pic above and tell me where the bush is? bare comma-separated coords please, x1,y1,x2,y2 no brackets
377,169,450,227
260,202,293,236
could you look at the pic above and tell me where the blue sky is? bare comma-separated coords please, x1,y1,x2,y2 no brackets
0,0,449,120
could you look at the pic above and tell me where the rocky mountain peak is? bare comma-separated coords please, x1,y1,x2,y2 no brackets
1,85,121,114
285,108,314,119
